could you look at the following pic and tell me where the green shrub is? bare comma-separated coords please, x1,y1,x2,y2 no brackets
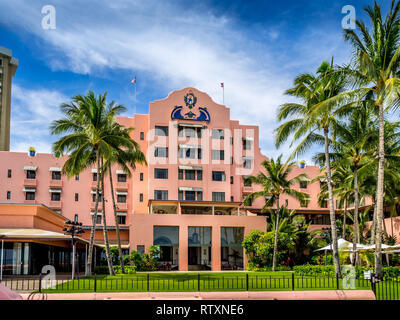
93,265,137,274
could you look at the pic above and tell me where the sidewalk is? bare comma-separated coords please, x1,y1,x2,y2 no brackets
21,290,375,300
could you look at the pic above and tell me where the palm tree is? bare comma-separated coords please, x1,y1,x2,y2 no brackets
51,90,128,276
243,155,308,271
104,125,146,273
275,61,349,276
342,0,400,277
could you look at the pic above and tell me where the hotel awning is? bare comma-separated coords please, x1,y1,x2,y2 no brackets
116,170,127,175
49,167,61,172
22,187,36,192
116,211,127,216
178,186,203,192
91,168,98,173
90,190,102,194
242,156,254,160
49,188,62,193
242,137,254,141
23,166,37,171
0,228,89,244
179,144,201,149
116,190,128,195
90,211,103,215
179,165,202,170
178,123,203,128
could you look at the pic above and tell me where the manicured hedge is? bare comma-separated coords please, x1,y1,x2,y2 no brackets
293,264,400,279
94,265,137,274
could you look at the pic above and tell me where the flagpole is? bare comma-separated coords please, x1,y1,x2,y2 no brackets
222,86,224,105
134,80,137,115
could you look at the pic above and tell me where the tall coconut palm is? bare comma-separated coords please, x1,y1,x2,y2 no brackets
341,0,400,277
51,90,129,276
104,125,146,273
275,61,349,276
243,155,308,271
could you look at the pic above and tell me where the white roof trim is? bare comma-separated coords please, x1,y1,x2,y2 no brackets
24,166,37,171
91,169,98,173
49,167,61,172
178,123,203,128
49,188,62,193
90,190,102,194
116,211,127,216
116,190,128,195
178,165,202,170
22,187,36,192
90,211,103,215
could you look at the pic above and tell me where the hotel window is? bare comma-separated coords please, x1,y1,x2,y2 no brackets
178,169,183,180
74,214,78,222
185,170,195,180
7,169,11,178
243,194,252,205
75,175,79,180
243,159,252,169
185,191,196,201
197,170,202,180
197,147,202,159
155,168,168,179
230,176,234,184
212,150,224,160
178,126,202,138
321,200,328,208
212,129,224,139
75,193,79,201
140,172,144,181
139,193,143,202
154,190,168,200
96,215,102,224
92,193,103,202
231,196,234,202
197,191,203,201
179,147,195,159
26,170,36,179
117,194,127,203
137,245,145,254
300,198,309,208
212,171,226,181
140,132,144,140
25,192,35,201
155,126,168,136
243,139,251,150
178,190,183,200
93,173,97,181
6,191,10,200
300,181,308,189
212,192,225,202
52,171,61,180
230,156,233,164
117,215,126,225
285,199,289,206
51,192,61,201
244,177,252,187
117,173,127,182
230,137,233,145
154,147,168,158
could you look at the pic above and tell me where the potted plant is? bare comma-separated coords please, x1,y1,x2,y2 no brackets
299,160,306,168
29,147,36,157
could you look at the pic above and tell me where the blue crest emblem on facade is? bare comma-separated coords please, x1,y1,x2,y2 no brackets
171,92,211,122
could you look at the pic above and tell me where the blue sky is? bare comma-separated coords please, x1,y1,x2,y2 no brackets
0,0,391,161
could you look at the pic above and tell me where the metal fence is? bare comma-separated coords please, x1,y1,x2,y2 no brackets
1,273,399,300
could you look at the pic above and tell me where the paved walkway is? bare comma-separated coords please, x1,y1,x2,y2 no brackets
21,290,375,300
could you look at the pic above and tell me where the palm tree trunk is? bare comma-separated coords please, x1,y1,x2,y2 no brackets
86,148,101,277
370,198,377,245
324,127,341,277
352,166,360,266
109,166,125,273
382,213,388,243
100,159,115,276
343,200,347,240
375,103,385,278
272,197,280,272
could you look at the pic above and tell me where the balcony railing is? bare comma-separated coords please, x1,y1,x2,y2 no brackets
116,202,128,210
49,180,63,188
48,201,62,209
23,179,37,187
115,181,128,190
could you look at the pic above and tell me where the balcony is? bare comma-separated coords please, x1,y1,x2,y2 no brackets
91,202,103,210
116,202,128,210
23,179,37,187
49,180,63,188
23,199,37,204
48,201,62,209
115,181,128,190
241,186,253,193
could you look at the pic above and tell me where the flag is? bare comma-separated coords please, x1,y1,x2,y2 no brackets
131,76,136,84
220,82,224,88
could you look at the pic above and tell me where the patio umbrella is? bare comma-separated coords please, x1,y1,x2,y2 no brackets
0,283,22,300
314,238,355,251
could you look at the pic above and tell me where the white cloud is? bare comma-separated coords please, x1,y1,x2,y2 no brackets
0,0,349,160
10,84,68,153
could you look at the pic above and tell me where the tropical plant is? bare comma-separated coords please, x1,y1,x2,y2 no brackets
243,155,308,271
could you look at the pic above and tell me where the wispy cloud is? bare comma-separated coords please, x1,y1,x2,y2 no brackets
1,0,349,160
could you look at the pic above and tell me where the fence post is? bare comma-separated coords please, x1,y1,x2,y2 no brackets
38,273,42,293
246,274,249,291
292,273,295,291
370,273,376,296
198,274,200,291
336,273,339,290
94,273,97,292
147,273,150,292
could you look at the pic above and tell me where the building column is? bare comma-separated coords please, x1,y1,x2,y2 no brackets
211,226,221,271
212,206,215,215
178,202,181,215
178,226,188,271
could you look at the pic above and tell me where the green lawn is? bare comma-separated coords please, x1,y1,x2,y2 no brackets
41,271,375,294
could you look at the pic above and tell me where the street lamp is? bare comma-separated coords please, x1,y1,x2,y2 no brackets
63,219,85,280
321,227,332,266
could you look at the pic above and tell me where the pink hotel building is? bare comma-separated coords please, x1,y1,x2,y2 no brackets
0,87,335,275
